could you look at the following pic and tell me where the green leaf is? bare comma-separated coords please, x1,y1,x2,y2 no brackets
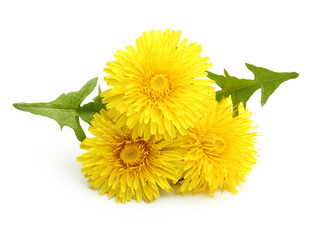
13,77,99,142
207,63,299,107
78,85,106,124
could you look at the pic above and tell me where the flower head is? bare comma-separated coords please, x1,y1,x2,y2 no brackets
178,98,258,195
77,109,184,203
102,29,214,140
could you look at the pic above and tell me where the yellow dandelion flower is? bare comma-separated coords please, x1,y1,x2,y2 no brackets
101,29,214,140
178,98,258,196
77,109,184,203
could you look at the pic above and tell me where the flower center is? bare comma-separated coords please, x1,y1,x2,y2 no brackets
201,134,226,156
120,144,143,166
150,74,169,91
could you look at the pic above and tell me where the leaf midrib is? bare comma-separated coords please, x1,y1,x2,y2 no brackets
16,105,97,114
216,74,294,95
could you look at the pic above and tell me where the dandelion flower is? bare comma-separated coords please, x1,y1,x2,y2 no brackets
101,29,214,140
178,98,258,195
77,109,184,203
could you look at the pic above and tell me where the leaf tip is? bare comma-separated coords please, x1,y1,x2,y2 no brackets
223,69,230,77
245,63,257,72
88,77,98,87
260,94,269,107
12,103,24,111
291,72,299,79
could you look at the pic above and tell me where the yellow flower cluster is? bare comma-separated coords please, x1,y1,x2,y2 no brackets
77,29,258,203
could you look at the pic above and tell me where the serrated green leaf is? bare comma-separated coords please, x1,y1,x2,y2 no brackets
207,64,299,107
13,77,99,142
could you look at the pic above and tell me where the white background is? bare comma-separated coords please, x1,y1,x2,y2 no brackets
1,0,318,239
